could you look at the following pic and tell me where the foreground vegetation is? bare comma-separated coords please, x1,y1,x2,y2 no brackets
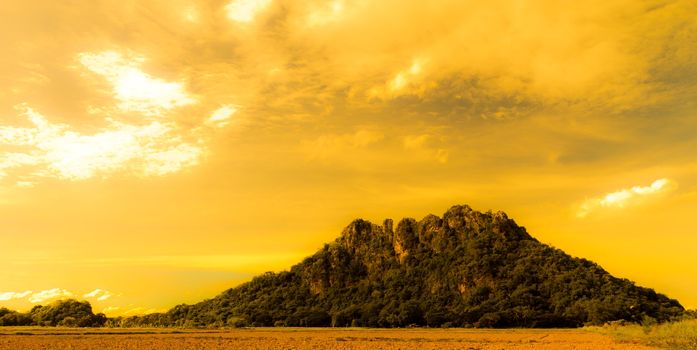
591,317,697,350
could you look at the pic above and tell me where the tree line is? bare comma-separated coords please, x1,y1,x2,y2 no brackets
0,299,106,327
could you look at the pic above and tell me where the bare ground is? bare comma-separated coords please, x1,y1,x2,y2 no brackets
0,328,662,350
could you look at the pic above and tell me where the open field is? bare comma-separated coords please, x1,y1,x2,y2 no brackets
0,327,663,350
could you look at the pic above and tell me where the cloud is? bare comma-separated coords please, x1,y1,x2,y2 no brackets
368,58,432,99
0,288,120,305
28,288,73,303
0,290,32,301
0,105,202,181
101,306,120,314
577,178,676,218
0,48,242,186
78,51,196,117
83,288,114,301
206,105,237,128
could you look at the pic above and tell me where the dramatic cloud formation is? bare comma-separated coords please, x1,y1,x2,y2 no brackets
0,48,237,185
577,179,676,218
1,0,697,313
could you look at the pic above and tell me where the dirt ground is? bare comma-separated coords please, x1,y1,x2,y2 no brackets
0,328,661,350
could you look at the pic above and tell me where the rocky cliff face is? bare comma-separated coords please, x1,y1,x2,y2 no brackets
165,205,684,328
339,205,531,260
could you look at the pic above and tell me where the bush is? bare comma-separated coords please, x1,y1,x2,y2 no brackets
227,317,248,328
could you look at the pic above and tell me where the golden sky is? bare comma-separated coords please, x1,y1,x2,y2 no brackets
2,0,697,315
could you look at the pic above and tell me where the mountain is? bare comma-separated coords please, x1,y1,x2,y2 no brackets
129,205,683,328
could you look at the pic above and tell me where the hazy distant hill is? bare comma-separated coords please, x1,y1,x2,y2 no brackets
132,205,683,328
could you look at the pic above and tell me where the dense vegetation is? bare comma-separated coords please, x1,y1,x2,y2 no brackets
121,205,683,328
0,299,106,327
592,313,697,350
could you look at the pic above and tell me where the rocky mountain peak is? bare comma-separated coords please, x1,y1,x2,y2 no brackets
339,205,532,258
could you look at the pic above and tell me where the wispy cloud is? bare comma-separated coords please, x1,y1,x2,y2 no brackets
206,105,237,128
1,288,74,304
0,291,32,301
83,289,114,301
28,288,73,303
1,288,121,305
577,178,676,218
101,306,120,314
369,58,430,99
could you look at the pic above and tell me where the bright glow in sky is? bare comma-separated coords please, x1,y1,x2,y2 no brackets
79,51,196,116
0,105,204,182
1,0,697,315
225,0,272,23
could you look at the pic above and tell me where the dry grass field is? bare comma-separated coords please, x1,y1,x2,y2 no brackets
0,327,663,350
591,319,697,350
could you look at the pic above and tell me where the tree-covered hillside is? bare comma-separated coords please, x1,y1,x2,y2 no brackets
141,205,682,328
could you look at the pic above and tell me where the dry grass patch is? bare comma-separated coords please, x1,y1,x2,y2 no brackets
590,319,697,350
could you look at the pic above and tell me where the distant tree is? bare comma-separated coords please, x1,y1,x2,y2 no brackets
0,308,31,326
28,299,106,327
